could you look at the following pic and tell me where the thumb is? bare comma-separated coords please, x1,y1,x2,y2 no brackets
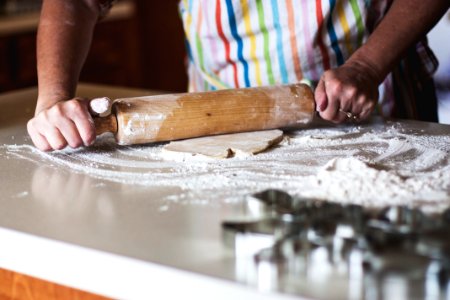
314,78,327,112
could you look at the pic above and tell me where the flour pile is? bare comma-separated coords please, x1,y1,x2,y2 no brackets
303,157,450,212
3,121,450,213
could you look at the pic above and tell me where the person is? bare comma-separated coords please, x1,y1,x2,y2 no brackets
27,0,449,151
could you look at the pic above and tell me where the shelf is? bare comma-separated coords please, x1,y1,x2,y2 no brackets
0,1,135,37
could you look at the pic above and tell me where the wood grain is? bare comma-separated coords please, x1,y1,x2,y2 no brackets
0,268,109,300
94,114,118,136
96,83,315,145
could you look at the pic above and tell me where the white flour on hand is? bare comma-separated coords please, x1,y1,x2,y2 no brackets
90,97,111,116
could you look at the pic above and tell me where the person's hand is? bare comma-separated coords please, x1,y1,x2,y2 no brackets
27,97,96,151
314,61,380,123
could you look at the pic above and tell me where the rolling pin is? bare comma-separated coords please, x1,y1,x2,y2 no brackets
94,83,315,145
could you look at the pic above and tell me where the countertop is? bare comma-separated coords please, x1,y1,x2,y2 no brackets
1,84,449,299
0,84,299,300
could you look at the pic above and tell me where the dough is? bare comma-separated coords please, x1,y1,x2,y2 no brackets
162,130,284,159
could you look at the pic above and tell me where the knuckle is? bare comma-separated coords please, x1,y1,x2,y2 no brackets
53,103,65,115
27,119,35,130
41,109,52,120
48,105,65,120
67,99,82,110
346,86,358,99
330,81,343,94
28,117,46,133
72,104,89,119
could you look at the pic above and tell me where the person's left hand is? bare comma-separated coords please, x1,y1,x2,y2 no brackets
314,61,380,123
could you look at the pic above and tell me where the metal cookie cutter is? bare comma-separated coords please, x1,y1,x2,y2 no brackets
222,218,304,258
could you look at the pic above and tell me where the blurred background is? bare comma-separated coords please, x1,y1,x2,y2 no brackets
0,0,188,93
0,0,449,122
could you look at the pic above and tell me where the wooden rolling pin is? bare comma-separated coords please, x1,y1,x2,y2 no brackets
94,83,315,145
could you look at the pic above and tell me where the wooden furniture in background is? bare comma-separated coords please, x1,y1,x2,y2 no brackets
0,1,142,92
133,0,188,92
0,0,188,94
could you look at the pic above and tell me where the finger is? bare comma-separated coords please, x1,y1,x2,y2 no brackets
44,127,68,150
44,102,84,149
320,80,342,123
54,118,84,148
337,108,355,123
59,99,96,146
314,78,328,112
358,109,372,121
71,101,96,146
74,115,96,147
27,120,52,151
35,118,68,150
337,99,353,123
350,94,367,117
358,101,376,121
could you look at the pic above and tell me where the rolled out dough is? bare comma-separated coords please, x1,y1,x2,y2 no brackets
162,130,284,159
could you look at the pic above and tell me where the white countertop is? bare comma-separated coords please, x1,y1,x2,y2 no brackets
1,84,449,299
0,84,302,300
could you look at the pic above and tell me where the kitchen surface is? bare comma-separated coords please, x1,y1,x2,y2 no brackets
1,1,450,299
1,84,450,299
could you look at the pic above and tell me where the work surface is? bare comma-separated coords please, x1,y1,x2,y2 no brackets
0,85,450,299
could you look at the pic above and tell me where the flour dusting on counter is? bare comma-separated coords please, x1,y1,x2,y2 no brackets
3,121,450,213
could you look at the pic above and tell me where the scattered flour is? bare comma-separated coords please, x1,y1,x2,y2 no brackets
13,191,29,198
3,121,450,213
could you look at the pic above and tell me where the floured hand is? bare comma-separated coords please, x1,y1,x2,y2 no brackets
27,97,96,151
314,60,380,123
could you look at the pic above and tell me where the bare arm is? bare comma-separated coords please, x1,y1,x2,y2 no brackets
315,0,450,123
28,0,102,151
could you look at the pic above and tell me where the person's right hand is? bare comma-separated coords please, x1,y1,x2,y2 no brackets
27,98,96,151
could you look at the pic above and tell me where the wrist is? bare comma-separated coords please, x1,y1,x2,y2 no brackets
345,51,386,85
36,92,73,115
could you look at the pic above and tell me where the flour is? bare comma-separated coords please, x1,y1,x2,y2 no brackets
301,157,450,213
3,121,450,213
90,97,111,115
13,191,29,198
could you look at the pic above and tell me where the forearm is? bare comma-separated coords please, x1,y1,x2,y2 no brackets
36,0,100,113
347,0,449,83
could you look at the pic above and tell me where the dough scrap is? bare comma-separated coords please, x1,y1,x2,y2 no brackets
162,130,284,159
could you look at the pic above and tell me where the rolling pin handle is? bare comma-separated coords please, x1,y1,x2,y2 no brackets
94,114,118,136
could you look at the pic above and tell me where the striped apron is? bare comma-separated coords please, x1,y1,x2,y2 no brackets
179,0,439,120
